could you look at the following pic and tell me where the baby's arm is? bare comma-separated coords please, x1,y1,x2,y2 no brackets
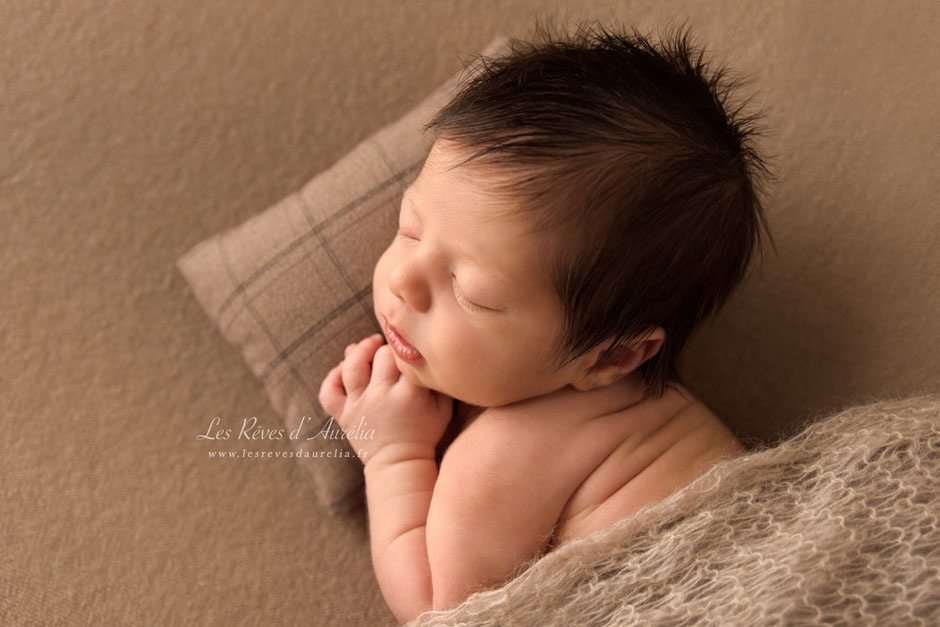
319,337,564,622
425,411,565,612
363,444,439,622
363,407,560,622
318,335,453,623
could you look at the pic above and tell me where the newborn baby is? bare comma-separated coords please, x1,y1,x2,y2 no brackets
318,23,771,624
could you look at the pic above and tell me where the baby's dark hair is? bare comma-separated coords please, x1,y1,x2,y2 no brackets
424,21,775,399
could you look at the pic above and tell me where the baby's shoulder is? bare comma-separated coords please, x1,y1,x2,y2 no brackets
441,379,744,551
548,383,745,548
444,375,654,484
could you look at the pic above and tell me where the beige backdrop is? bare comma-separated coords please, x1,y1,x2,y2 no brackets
3,0,938,624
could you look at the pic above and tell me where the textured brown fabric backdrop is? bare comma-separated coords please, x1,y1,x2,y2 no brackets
3,1,938,624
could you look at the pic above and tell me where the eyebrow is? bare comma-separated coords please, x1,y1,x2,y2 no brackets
404,194,515,295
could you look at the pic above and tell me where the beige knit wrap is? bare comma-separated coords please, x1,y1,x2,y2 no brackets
409,395,940,625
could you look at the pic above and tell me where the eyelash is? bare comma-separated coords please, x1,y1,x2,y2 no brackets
452,275,488,312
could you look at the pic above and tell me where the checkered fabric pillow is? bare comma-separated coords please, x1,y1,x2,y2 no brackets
178,37,510,514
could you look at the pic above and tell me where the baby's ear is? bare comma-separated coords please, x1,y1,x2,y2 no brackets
570,327,665,392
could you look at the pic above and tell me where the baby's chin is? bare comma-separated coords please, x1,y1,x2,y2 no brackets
394,359,434,389
400,367,425,389
397,361,459,399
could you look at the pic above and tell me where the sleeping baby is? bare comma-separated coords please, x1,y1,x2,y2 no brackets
318,22,772,624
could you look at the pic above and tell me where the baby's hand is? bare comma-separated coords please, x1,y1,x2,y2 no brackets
318,333,453,466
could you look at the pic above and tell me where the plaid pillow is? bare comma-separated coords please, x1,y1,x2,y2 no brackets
178,37,510,514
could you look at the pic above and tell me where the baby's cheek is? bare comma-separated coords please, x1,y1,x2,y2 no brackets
372,248,390,290
371,248,396,315
445,338,511,404
428,324,479,394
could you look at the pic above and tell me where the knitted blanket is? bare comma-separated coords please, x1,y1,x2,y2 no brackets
409,395,940,625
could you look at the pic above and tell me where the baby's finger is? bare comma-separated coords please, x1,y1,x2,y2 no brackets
342,337,382,397
370,344,401,385
318,363,346,417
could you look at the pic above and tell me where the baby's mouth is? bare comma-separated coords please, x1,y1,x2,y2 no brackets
384,319,423,363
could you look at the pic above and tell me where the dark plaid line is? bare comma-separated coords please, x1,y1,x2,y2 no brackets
216,234,322,411
371,138,411,197
296,189,375,325
217,191,399,337
213,161,423,327
258,285,373,382
328,480,365,511
267,307,372,390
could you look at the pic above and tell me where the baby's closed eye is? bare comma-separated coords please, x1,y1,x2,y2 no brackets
451,274,493,312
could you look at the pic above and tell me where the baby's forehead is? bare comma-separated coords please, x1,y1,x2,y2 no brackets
415,139,567,273
412,155,515,224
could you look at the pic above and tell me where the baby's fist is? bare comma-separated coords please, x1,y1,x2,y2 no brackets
318,334,453,464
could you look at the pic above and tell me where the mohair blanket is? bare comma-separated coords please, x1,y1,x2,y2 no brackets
409,395,940,625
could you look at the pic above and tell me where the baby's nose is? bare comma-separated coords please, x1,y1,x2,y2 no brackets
387,261,431,312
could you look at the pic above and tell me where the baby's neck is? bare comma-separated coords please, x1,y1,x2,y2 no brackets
435,400,485,464
455,399,486,424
